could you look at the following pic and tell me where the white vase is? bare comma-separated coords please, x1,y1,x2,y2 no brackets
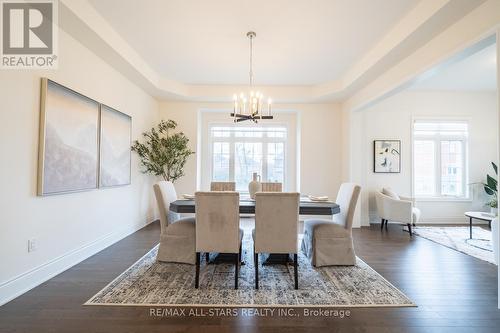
248,173,262,199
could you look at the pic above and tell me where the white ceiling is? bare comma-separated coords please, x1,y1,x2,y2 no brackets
410,43,497,91
88,0,418,85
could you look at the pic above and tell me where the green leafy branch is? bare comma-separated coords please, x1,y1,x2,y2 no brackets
131,119,194,183
483,162,497,208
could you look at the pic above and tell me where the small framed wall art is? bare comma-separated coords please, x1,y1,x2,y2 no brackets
373,140,401,173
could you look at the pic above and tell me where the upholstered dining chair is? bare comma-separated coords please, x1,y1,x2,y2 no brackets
253,192,300,289
194,191,243,289
375,187,420,237
301,183,361,267
261,182,283,192
210,181,236,191
153,181,196,264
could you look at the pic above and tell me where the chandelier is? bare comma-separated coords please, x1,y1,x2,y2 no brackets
231,31,273,123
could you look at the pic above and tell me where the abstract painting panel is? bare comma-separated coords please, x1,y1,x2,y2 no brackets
38,79,100,195
374,140,401,173
99,105,131,187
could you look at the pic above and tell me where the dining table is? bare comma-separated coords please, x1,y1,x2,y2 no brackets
170,197,340,215
169,197,340,264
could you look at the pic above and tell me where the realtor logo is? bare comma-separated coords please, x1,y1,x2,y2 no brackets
1,0,58,68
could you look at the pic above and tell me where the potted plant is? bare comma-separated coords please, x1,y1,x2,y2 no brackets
483,162,498,215
131,119,194,182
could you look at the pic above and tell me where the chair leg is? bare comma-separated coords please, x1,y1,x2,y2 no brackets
294,253,298,290
205,252,210,263
385,219,388,230
195,252,200,288
239,243,242,262
407,223,413,237
235,253,239,290
254,252,259,290
380,218,385,230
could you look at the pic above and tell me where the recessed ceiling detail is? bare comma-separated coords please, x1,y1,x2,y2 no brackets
60,0,489,102
88,0,418,85
410,44,497,91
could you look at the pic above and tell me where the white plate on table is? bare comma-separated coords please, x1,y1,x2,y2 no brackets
182,194,195,200
307,195,330,202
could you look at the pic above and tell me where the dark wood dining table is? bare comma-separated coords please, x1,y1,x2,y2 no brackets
169,197,340,264
170,198,340,215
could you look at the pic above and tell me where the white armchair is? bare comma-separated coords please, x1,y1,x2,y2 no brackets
375,188,421,237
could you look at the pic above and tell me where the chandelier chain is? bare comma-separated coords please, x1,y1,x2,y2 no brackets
249,33,254,87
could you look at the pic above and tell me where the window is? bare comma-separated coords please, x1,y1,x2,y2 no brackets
413,121,468,199
209,125,287,191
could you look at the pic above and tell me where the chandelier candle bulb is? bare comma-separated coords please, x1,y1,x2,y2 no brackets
233,94,237,117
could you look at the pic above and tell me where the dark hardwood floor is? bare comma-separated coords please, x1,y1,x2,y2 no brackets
0,220,499,333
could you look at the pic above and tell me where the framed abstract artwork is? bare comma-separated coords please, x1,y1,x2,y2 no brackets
373,140,401,173
99,105,132,188
37,79,100,195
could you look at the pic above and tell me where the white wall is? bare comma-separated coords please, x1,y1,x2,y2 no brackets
0,29,159,304
352,90,498,226
158,102,345,214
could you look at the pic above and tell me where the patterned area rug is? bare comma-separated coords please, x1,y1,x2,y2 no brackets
411,226,494,264
85,234,414,308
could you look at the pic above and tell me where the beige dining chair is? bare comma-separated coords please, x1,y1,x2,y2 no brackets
210,181,236,191
253,192,300,289
194,191,243,289
153,181,196,264
301,183,361,267
261,182,283,192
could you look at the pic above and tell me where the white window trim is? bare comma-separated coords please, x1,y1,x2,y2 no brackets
411,118,470,201
207,122,289,192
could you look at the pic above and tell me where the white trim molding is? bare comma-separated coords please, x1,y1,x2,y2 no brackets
0,220,155,306
496,28,500,310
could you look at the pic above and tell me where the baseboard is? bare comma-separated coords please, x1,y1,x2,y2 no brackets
0,219,156,307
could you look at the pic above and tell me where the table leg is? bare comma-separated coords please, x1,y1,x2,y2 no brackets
262,253,293,265
469,217,473,239
210,253,245,265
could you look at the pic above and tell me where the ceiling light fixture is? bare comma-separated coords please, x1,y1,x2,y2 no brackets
231,31,273,123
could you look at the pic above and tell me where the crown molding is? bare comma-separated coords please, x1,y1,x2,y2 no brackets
59,0,486,103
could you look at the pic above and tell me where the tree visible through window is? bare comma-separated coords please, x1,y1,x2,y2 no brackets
413,121,468,198
210,126,287,191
